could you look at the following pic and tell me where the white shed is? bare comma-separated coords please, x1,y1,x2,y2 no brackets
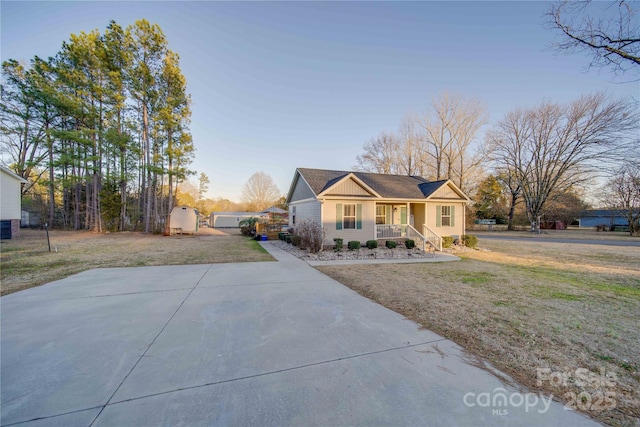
210,212,267,228
169,206,199,235
0,166,27,239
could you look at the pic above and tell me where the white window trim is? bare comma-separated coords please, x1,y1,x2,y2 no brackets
343,203,356,229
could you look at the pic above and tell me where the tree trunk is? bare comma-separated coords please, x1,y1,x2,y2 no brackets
143,103,152,233
46,123,55,228
507,192,517,231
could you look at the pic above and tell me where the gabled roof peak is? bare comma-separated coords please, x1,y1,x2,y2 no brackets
292,167,468,200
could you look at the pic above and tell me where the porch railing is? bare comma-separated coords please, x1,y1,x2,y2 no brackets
406,224,427,251
423,224,442,251
376,224,406,239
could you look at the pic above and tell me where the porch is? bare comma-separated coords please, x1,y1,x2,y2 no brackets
375,224,443,252
374,202,442,251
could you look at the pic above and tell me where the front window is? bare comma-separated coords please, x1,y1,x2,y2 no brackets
441,205,451,227
375,205,386,225
343,204,356,229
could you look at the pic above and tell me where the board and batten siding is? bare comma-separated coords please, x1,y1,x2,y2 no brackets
321,200,376,244
325,179,372,197
431,185,461,199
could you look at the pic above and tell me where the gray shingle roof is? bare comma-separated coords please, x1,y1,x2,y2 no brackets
297,168,450,199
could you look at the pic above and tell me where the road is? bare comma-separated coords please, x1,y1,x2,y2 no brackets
477,234,640,247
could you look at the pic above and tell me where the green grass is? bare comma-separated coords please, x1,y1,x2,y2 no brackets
248,239,270,254
510,264,640,299
455,271,496,285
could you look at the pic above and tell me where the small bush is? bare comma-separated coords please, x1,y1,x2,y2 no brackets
292,219,326,253
239,217,260,236
348,240,361,250
385,240,397,249
463,234,478,248
366,240,378,249
405,239,415,249
291,235,301,247
333,237,343,251
442,236,454,248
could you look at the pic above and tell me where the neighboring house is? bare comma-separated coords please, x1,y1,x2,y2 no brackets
579,209,630,229
286,168,471,251
210,211,268,228
0,165,28,239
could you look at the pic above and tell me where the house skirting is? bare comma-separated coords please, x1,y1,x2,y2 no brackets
1,219,21,239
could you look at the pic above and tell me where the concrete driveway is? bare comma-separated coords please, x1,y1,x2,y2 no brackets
1,245,597,426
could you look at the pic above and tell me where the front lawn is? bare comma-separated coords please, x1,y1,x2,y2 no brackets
0,228,273,296
317,239,640,427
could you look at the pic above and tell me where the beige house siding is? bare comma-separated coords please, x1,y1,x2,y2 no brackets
425,201,466,237
410,203,426,228
321,199,376,244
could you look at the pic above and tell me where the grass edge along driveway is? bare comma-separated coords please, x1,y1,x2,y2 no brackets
0,229,273,296
317,239,640,427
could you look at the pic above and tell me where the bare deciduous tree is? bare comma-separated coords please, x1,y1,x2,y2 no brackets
355,132,399,174
487,92,638,228
396,115,427,176
355,93,487,193
241,171,281,211
495,170,522,231
419,92,488,191
602,162,640,235
547,0,640,76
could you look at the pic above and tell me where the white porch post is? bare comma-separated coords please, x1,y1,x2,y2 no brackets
463,203,466,236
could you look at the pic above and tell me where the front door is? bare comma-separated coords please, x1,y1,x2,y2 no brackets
393,205,407,225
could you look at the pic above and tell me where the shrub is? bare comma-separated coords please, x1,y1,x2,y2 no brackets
385,240,397,249
348,240,361,250
333,237,343,252
291,235,301,247
291,219,326,253
405,239,415,249
463,234,478,248
239,217,260,236
366,240,378,249
442,236,454,248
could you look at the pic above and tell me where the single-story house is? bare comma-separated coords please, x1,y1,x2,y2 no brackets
0,165,27,239
210,211,268,228
579,209,629,229
286,168,471,251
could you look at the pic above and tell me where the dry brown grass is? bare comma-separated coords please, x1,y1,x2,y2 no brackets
0,228,273,296
2,228,638,424
317,238,640,426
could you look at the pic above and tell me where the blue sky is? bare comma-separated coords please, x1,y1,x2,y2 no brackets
2,1,636,202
